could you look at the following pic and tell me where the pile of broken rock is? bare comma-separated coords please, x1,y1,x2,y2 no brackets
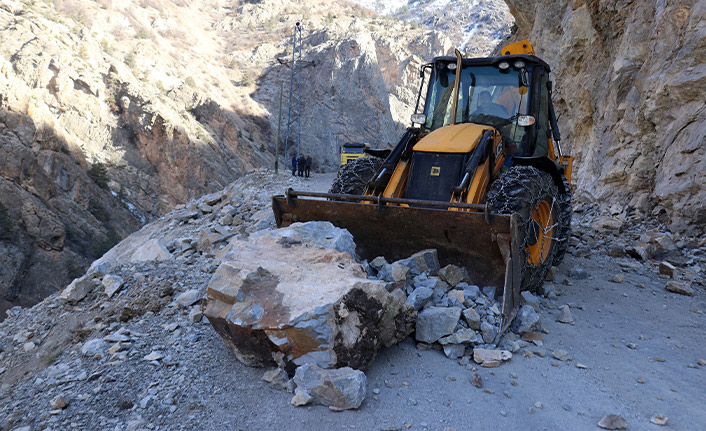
204,221,544,410
367,249,542,367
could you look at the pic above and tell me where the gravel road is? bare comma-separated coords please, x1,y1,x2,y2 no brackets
1,169,704,431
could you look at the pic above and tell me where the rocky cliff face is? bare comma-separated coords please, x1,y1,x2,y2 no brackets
502,0,706,234
0,109,141,306
0,0,510,307
0,0,277,306
255,24,453,166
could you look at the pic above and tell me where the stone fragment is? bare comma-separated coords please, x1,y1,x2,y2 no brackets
626,244,651,261
291,390,312,406
143,351,164,361
108,343,123,355
416,276,451,293
480,321,497,344
262,368,289,390
438,265,470,287
431,287,447,306
520,291,540,310
393,249,440,276
514,305,541,333
50,395,69,410
89,261,111,278
102,275,125,298
406,287,433,311
462,284,481,303
609,274,625,283
659,261,677,278
597,414,628,430
447,289,465,305
650,416,668,426
129,239,172,262
552,349,572,362
197,228,226,252
176,289,202,307
415,307,462,343
473,348,511,367
293,364,366,410
557,305,574,324
104,332,130,343
568,267,588,279
607,246,625,257
382,262,411,286
369,256,388,273
80,339,108,357
665,281,693,296
462,308,481,330
592,217,623,233
202,191,224,206
23,342,36,352
482,286,497,299
442,344,466,359
61,276,98,303
188,306,203,323
470,373,483,389
698,359,706,366
205,222,415,370
438,328,477,345
544,266,557,281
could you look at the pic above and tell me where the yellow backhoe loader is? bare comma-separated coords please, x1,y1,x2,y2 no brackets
272,41,574,334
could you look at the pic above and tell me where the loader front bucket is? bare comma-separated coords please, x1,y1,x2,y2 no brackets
272,190,522,335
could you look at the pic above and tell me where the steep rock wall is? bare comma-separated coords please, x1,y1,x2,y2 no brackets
503,0,706,234
255,27,452,166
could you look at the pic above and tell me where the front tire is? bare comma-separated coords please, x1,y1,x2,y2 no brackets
329,157,382,195
487,166,561,293
552,175,572,266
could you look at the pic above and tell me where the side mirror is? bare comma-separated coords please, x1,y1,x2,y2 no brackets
411,113,427,125
520,69,530,87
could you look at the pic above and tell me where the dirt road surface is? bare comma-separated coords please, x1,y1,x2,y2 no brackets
193,172,706,430
1,170,704,431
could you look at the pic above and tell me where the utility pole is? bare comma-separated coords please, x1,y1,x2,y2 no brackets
284,22,303,161
275,81,283,174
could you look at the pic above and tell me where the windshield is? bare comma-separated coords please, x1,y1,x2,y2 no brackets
342,144,366,154
422,64,530,140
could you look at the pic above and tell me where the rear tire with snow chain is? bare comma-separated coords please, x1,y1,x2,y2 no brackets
487,166,562,293
329,157,383,195
551,175,572,266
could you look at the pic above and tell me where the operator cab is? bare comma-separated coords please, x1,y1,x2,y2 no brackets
414,52,555,159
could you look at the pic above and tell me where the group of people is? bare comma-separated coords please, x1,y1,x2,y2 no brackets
291,154,313,178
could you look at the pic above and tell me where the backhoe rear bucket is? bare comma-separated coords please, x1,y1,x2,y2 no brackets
272,190,522,335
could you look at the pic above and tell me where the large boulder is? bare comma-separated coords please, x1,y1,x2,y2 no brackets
204,222,416,371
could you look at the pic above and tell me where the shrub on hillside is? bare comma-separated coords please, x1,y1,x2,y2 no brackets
0,202,13,240
88,163,109,189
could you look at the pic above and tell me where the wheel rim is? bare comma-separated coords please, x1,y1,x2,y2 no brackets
527,199,554,265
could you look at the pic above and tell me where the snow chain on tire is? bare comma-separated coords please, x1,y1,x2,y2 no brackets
487,166,562,293
329,158,383,195
552,175,572,266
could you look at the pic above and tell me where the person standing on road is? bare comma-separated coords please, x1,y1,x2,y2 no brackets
305,155,312,178
297,154,305,177
291,154,297,176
